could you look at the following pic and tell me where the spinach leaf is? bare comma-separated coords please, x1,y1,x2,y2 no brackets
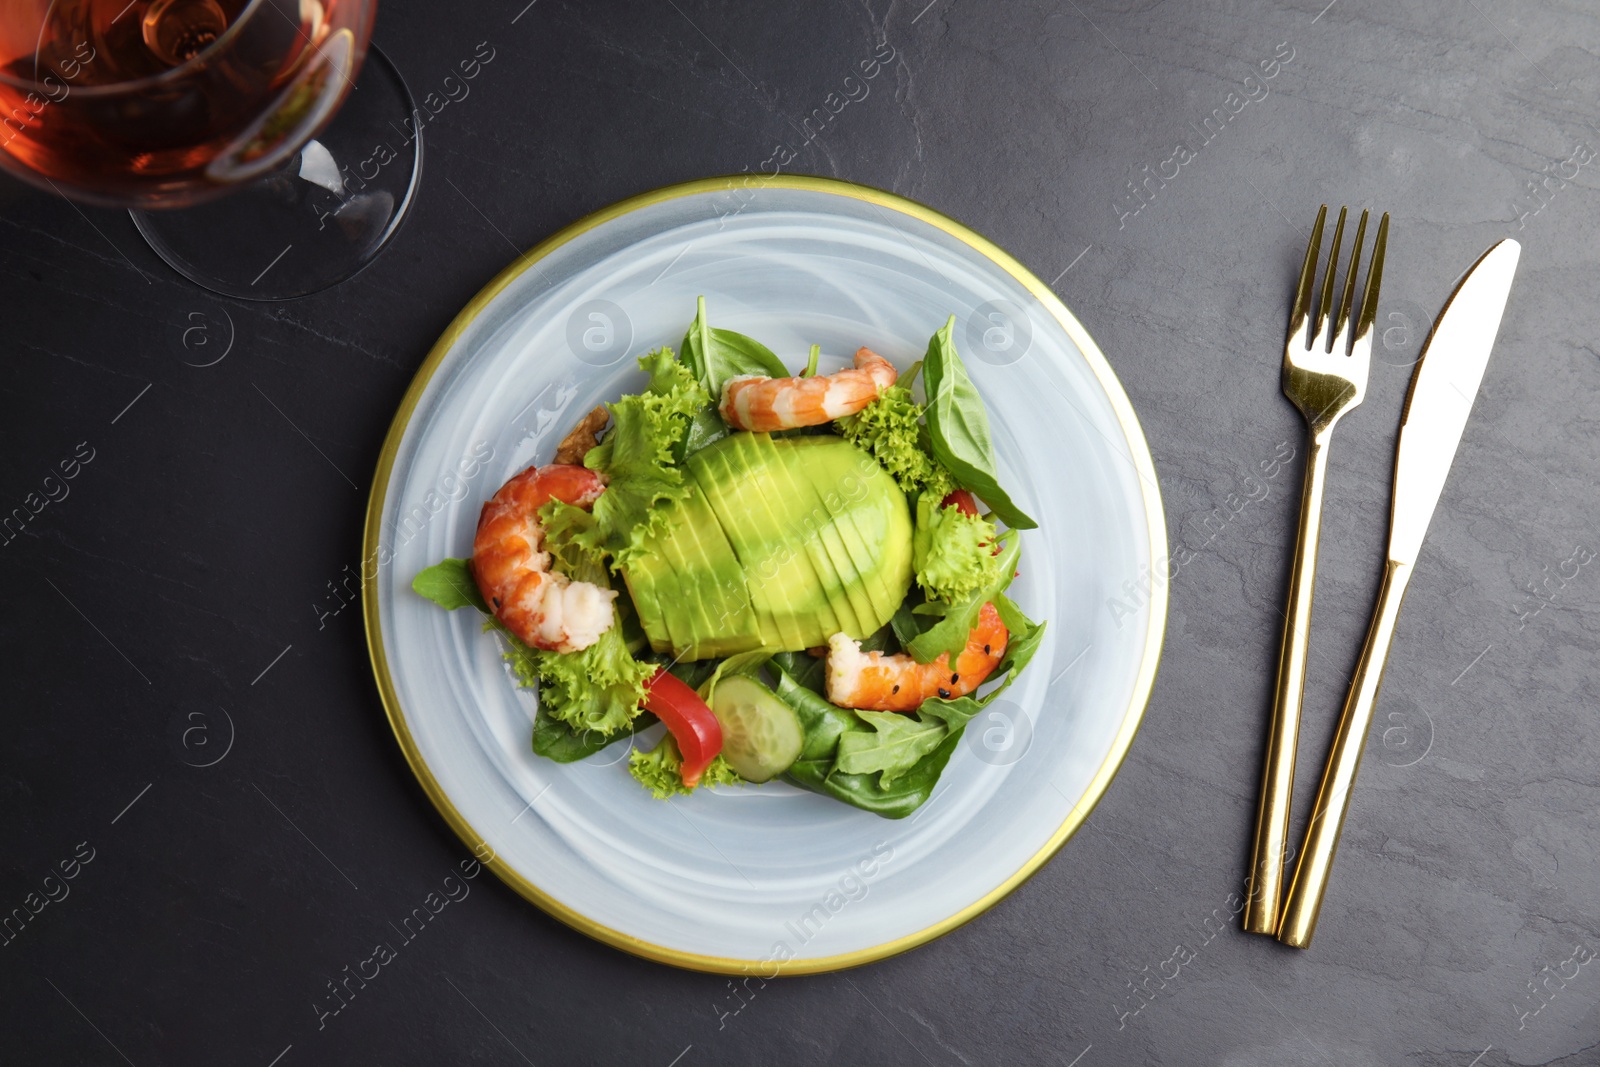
533,709,657,763
784,733,965,820
768,649,826,695
906,535,1022,663
662,657,718,691
773,665,860,762
411,558,487,613
922,315,1037,530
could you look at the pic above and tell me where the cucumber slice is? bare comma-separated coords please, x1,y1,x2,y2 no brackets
710,675,804,783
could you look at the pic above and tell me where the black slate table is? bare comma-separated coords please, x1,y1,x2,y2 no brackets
5,1,1598,1064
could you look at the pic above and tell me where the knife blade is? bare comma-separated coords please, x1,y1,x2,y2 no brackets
1388,238,1522,565
1276,236,1521,948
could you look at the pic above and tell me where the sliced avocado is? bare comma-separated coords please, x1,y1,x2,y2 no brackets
619,432,914,657
752,435,870,639
690,434,824,651
792,438,914,625
741,434,851,643
625,484,760,657
619,551,673,654
777,437,903,637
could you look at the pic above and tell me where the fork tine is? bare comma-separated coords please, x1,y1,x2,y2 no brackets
1289,204,1328,348
1317,207,1348,351
1353,212,1390,344
1333,209,1370,354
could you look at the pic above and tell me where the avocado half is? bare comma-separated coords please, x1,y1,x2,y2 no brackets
620,433,913,660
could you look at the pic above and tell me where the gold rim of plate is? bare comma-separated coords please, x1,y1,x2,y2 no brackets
361,174,1168,975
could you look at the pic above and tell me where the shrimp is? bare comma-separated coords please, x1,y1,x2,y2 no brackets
825,603,1009,712
720,347,898,431
472,463,617,654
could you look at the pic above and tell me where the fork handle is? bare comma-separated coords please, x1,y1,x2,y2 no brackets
1277,558,1412,947
1243,429,1332,934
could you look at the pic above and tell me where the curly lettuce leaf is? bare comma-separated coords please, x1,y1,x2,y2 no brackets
836,383,956,499
912,494,1005,603
906,535,1022,663
628,734,743,799
412,558,651,738
496,612,654,736
541,346,709,570
922,316,1037,529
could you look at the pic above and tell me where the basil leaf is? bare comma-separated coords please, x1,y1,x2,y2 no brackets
679,295,789,399
922,315,1037,530
412,558,488,612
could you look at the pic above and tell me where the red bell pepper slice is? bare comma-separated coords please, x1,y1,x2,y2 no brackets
941,489,979,516
643,669,723,787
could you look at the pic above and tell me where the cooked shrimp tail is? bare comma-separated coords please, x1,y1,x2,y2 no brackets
825,602,1009,712
472,463,616,653
720,346,898,432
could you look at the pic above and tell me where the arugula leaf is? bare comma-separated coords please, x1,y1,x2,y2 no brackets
912,595,1046,724
835,711,947,784
680,295,790,398
912,494,1005,603
922,315,1037,530
775,662,965,820
774,597,1046,819
773,665,871,763
411,558,488,613
906,535,1022,663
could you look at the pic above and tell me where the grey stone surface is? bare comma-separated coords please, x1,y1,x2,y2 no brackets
2,0,1597,1064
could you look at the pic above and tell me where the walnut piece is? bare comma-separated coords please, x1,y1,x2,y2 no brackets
553,405,610,465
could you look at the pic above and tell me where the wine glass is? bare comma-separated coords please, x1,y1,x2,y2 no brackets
0,0,421,299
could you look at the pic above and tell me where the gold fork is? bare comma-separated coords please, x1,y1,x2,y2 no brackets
1243,205,1389,935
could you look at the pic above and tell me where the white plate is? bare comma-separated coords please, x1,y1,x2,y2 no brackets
363,176,1166,974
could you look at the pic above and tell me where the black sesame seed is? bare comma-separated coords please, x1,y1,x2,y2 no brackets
950,672,959,684
892,684,900,694
492,596,501,609
983,644,991,654
937,687,952,699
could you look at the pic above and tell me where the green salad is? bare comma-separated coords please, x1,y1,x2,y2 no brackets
413,299,1045,819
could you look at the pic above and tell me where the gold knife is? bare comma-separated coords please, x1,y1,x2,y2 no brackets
1277,238,1522,948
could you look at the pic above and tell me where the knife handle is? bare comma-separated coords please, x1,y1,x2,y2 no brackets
1277,558,1413,948
1243,431,1331,935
